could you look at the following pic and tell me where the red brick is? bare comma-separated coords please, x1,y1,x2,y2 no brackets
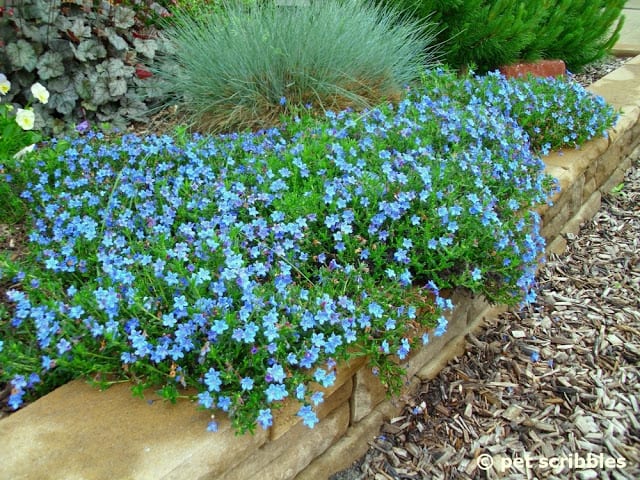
499,59,566,79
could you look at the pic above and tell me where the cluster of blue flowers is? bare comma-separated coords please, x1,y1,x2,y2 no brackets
430,69,616,154
1,70,612,433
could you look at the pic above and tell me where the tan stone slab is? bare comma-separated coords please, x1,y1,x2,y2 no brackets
607,105,640,146
0,380,267,480
270,355,364,441
270,376,353,441
547,235,568,255
614,7,640,54
226,402,350,480
561,190,602,236
295,406,391,480
601,155,634,194
543,139,609,180
416,335,467,381
613,6,640,55
588,56,640,110
350,364,389,423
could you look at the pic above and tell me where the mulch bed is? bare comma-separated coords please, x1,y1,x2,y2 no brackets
331,150,640,479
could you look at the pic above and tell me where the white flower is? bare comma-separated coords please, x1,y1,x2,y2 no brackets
16,108,35,130
30,82,49,104
13,144,36,159
0,73,10,95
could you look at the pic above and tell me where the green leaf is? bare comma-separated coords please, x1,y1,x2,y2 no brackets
109,78,128,97
49,88,79,115
6,40,37,72
105,27,128,51
12,20,45,42
73,73,93,101
73,40,107,62
113,6,136,29
46,76,70,93
47,39,75,61
131,384,145,400
611,183,625,194
36,51,65,80
99,58,135,80
68,17,92,40
133,38,158,59
90,77,111,106
31,0,61,23
120,97,149,122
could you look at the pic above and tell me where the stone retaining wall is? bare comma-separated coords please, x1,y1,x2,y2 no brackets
1,56,639,480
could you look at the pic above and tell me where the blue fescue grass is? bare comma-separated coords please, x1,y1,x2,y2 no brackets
151,0,440,133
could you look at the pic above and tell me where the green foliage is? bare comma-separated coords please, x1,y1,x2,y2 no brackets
161,0,261,17
1,69,620,433
379,0,625,72
1,75,48,225
378,0,546,71
521,0,625,72
0,0,166,135
420,68,618,154
151,0,440,133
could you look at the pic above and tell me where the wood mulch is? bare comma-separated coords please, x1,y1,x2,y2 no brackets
331,152,640,479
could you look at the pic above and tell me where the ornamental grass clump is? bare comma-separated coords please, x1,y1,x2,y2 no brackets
151,0,439,133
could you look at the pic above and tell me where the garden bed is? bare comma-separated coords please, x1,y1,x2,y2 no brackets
0,56,639,480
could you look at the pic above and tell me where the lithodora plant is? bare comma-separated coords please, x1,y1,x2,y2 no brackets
0,70,615,434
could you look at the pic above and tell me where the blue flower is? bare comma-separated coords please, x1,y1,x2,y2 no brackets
217,396,232,411
471,268,482,281
240,377,254,391
198,391,214,409
265,383,288,403
434,316,448,337
265,363,286,383
368,302,383,319
397,338,410,360
257,409,273,429
297,405,319,428
311,391,324,406
313,368,336,388
204,368,222,392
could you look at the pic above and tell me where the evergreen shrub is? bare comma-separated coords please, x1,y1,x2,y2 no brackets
521,0,625,71
381,0,625,72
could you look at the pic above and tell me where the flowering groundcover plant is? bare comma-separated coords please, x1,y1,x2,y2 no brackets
0,71,615,433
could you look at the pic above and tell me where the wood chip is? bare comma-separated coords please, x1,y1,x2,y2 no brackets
332,153,640,480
